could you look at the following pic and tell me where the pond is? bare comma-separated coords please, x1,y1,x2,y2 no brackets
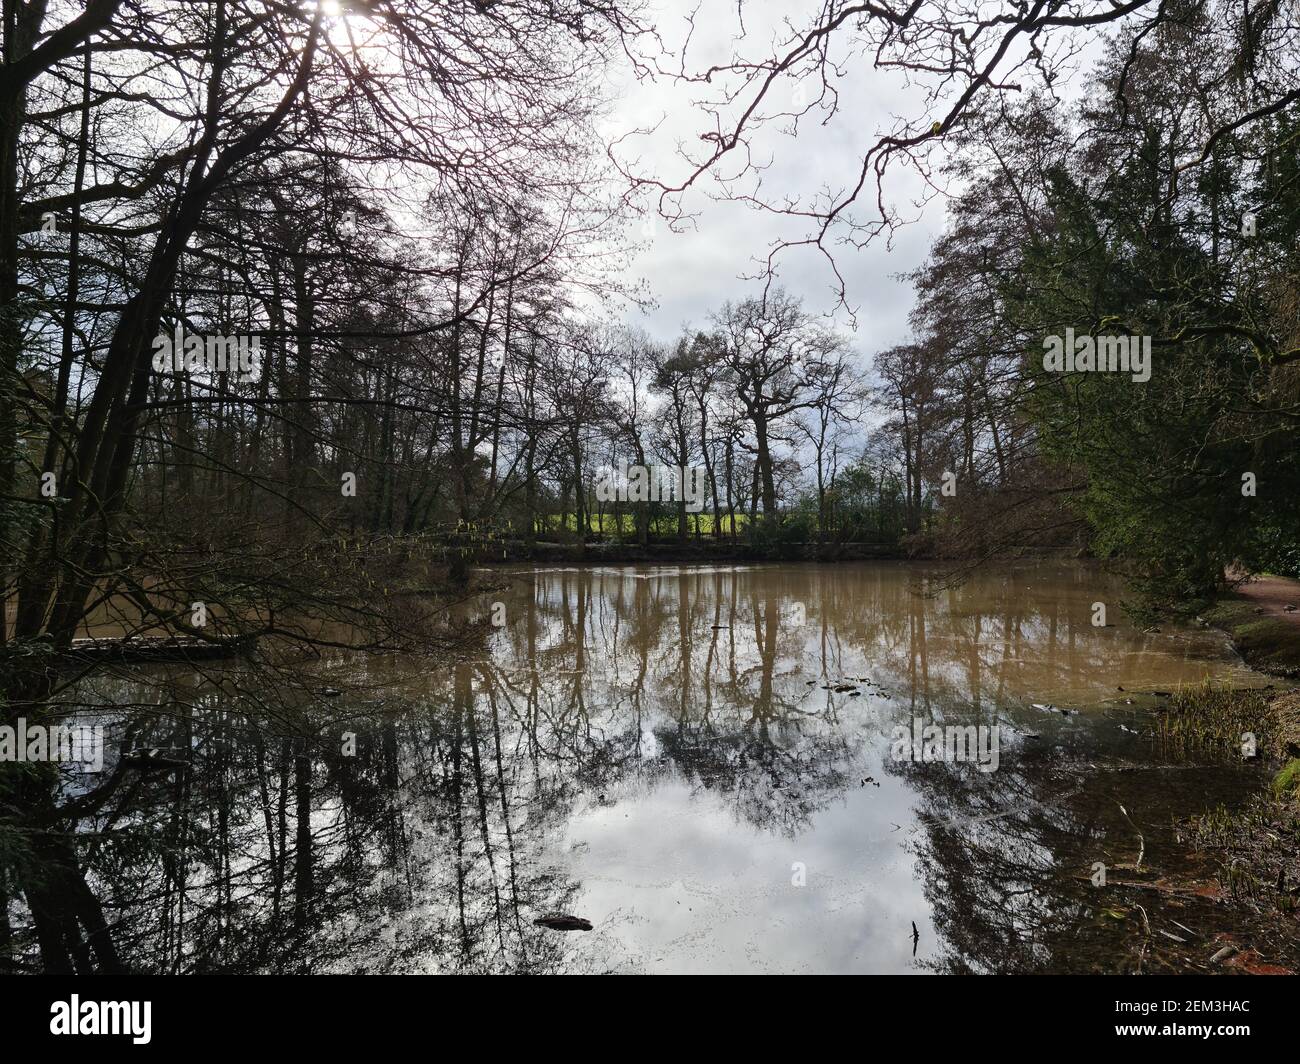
8,561,1278,973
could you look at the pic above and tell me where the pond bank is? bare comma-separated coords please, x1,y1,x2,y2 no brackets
1168,572,1300,968
1150,685,1300,972
1208,575,1300,679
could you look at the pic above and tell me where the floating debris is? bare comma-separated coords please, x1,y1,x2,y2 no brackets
67,635,255,664
533,914,593,932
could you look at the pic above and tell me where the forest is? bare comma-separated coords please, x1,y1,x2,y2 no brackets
3,1,1297,647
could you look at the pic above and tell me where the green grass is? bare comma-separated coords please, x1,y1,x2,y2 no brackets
1205,596,1300,677
1272,759,1300,797
540,512,750,536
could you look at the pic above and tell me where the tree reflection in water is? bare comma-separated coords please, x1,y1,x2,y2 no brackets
0,562,1273,973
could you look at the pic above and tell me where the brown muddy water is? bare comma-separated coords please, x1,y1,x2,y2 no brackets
28,561,1287,973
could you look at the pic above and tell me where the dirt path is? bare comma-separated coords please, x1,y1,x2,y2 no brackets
1234,573,1300,627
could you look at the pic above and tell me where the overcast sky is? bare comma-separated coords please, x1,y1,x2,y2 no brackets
604,0,952,359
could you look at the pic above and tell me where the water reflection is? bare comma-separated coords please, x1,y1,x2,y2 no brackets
0,562,1272,973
